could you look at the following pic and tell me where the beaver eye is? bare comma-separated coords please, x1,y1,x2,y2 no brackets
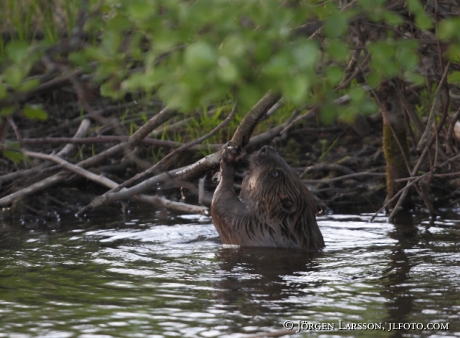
272,170,279,178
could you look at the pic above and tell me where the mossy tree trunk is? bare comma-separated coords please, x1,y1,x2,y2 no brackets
380,82,412,210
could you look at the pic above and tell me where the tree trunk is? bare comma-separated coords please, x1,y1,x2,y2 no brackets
380,82,412,210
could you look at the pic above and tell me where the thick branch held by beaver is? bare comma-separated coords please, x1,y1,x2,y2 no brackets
211,145,325,251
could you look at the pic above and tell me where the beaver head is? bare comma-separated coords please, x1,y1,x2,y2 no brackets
238,145,324,250
241,145,306,215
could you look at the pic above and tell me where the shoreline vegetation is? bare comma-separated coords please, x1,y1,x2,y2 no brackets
1,0,460,228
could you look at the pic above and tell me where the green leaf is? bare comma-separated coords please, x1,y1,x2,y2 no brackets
0,83,7,100
438,18,460,41
221,35,247,59
160,83,195,112
262,51,291,78
18,78,40,92
368,41,395,62
3,149,24,163
100,79,124,100
396,49,419,70
127,0,154,21
366,73,382,87
358,0,385,10
101,30,121,56
121,72,155,92
23,105,48,120
320,102,338,125
448,71,460,85
201,82,229,104
382,11,404,26
326,66,344,86
325,40,349,62
359,98,378,115
184,42,217,71
292,40,320,70
237,84,265,112
407,0,433,30
443,44,460,62
69,51,90,69
106,14,133,32
0,106,14,117
6,41,29,62
349,87,366,103
323,12,348,38
180,68,207,91
84,46,108,62
3,65,26,89
217,57,239,83
282,76,309,104
414,12,433,31
405,72,425,86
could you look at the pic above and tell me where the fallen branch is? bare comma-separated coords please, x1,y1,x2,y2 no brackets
24,150,118,188
0,119,91,188
230,91,282,147
24,150,207,215
0,108,174,207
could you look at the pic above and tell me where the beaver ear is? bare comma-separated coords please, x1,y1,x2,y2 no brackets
281,198,297,214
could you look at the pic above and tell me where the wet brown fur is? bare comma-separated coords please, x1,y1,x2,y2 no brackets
211,145,325,251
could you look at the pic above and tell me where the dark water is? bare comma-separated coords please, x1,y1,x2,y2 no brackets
1,207,459,338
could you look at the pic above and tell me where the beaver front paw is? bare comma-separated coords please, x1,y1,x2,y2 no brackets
222,144,246,165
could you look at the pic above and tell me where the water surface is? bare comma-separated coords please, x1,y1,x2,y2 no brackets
1,207,459,337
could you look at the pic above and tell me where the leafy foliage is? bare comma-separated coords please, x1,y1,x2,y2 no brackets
1,0,460,140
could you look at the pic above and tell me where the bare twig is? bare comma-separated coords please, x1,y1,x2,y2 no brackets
302,171,385,184
302,163,356,177
416,62,450,151
57,119,91,157
6,117,21,140
129,107,176,145
231,91,281,147
395,171,460,181
24,150,118,188
335,53,370,91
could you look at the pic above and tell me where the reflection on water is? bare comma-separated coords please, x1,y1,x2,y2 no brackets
0,208,459,337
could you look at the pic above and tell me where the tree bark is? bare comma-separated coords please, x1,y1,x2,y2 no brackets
380,82,412,210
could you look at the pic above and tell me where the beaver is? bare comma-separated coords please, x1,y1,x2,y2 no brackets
211,144,325,251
